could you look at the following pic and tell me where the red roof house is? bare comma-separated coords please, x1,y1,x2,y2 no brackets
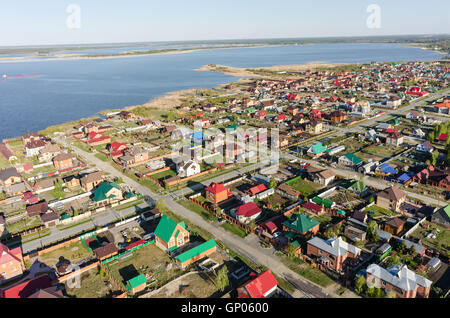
1,274,52,298
205,182,232,204
237,270,278,298
438,133,448,142
235,202,262,223
246,184,267,196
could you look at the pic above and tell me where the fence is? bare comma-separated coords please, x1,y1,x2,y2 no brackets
101,240,154,265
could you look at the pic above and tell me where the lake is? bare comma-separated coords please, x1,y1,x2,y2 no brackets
0,42,443,139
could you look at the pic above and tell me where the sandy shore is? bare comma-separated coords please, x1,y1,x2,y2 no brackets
196,62,349,77
0,49,200,64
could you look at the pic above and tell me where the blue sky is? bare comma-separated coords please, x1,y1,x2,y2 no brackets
1,0,449,46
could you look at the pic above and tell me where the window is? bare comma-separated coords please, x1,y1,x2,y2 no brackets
177,237,184,246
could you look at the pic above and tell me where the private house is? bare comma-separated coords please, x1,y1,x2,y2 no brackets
234,202,262,224
25,140,47,157
312,169,336,186
205,182,232,204
246,184,267,197
416,141,434,153
80,171,105,191
119,111,136,120
119,146,149,166
308,119,323,134
306,236,361,272
376,163,398,176
26,201,49,217
126,274,147,294
276,183,301,200
338,153,363,167
386,131,404,147
5,182,27,197
0,274,53,298
175,239,217,269
94,243,118,261
62,175,80,189
154,215,190,251
413,167,450,190
366,264,432,298
40,211,60,228
237,270,278,299
176,160,200,178
376,187,406,212
21,132,42,145
352,211,368,223
431,204,450,228
108,142,127,158
37,143,61,163
307,143,327,158
91,182,123,206
52,153,73,170
282,213,320,236
253,110,267,120
431,102,450,114
0,168,22,187
87,132,111,146
329,110,347,123
0,243,25,283
386,96,402,108
0,143,17,163
383,217,405,235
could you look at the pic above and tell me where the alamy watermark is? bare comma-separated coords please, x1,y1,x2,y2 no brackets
366,4,381,29
66,4,81,29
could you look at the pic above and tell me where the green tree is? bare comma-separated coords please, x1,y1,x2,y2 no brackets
385,255,401,268
408,245,417,256
216,266,229,292
286,243,299,259
73,209,79,217
385,290,397,298
397,240,407,254
155,198,165,212
354,275,366,295
431,150,439,166
269,178,277,189
0,191,6,200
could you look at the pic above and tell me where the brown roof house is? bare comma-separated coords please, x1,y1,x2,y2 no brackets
376,186,406,212
37,143,61,163
383,217,405,235
94,243,118,261
80,171,105,192
52,153,74,170
312,169,336,186
26,201,49,217
40,211,60,228
0,168,22,187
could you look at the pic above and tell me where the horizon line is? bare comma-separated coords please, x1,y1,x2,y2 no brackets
1,33,449,49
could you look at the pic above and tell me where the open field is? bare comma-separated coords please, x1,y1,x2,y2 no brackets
106,243,184,290
150,271,218,298
40,241,93,266
64,267,121,298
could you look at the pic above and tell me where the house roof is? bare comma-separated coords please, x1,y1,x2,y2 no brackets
205,182,228,195
242,270,278,298
308,236,361,257
378,163,398,175
53,153,73,162
309,143,327,155
317,169,336,180
235,202,262,218
302,202,323,212
366,264,432,291
385,217,405,229
175,239,217,264
154,215,186,243
282,213,320,234
92,182,120,202
0,243,23,266
94,243,118,260
341,153,362,165
0,167,21,182
378,187,406,201
1,274,52,298
127,274,147,290
40,211,59,223
81,171,104,184
248,184,267,196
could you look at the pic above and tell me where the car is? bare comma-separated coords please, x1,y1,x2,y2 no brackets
273,231,282,238
218,217,226,224
143,233,155,241
121,231,128,238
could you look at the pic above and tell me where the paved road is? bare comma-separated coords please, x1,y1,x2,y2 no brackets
54,138,338,298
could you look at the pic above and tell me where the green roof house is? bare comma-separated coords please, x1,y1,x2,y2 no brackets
431,204,450,228
154,215,190,250
175,239,217,268
91,182,122,205
307,143,327,157
282,213,320,236
126,274,147,294
338,153,362,167
312,196,335,209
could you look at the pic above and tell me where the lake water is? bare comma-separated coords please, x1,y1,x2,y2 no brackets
0,43,443,139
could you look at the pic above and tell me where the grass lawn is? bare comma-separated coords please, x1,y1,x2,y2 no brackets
40,241,93,266
286,178,320,198
106,243,185,291
409,221,450,258
363,145,405,157
151,272,218,298
0,155,11,169
151,169,177,181
65,267,121,298
220,222,247,238
178,199,218,222
363,205,398,218
6,217,42,234
95,153,110,162
313,214,332,224
279,255,334,288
